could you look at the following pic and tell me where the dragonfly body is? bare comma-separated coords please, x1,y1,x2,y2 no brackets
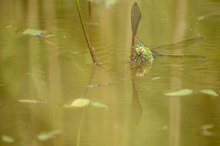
133,45,154,64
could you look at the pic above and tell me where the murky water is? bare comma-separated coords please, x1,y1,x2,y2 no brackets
0,0,220,146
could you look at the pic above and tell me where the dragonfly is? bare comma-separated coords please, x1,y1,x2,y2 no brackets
131,2,205,65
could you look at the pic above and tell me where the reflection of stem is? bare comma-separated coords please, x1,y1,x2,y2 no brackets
131,33,136,59
77,109,85,146
76,66,96,146
169,0,187,145
88,0,92,21
130,62,142,125
40,38,58,49
76,0,97,64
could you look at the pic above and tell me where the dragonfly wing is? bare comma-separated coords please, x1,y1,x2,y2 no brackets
152,36,203,50
131,2,141,35
154,53,205,59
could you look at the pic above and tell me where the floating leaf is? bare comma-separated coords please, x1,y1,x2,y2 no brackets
201,124,215,130
5,25,12,29
70,98,90,107
1,135,14,143
37,130,61,141
164,89,193,96
200,89,219,97
22,28,44,37
91,101,109,110
151,77,161,80
197,16,205,21
18,99,47,104
45,34,56,38
37,133,53,141
202,130,214,136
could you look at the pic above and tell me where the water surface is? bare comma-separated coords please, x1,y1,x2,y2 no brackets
0,0,220,146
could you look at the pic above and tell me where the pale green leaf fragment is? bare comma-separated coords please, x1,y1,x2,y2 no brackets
45,34,56,38
201,124,215,130
1,135,14,143
197,16,205,21
71,98,90,107
18,99,47,104
200,89,219,97
164,89,193,96
22,28,44,36
5,25,12,28
37,133,53,141
91,101,109,110
37,130,61,141
151,77,161,80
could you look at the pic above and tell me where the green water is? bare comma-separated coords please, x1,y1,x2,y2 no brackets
0,0,220,146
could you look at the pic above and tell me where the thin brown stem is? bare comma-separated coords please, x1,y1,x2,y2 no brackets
88,0,92,21
76,0,97,64
131,33,136,59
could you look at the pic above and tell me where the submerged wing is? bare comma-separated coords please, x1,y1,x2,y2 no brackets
153,53,205,59
131,2,141,35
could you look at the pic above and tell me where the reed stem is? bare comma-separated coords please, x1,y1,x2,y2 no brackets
76,0,97,64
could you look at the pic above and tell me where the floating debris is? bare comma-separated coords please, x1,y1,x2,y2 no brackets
1,135,14,143
197,13,220,21
22,28,55,38
201,124,215,130
200,89,219,97
88,82,112,88
5,25,12,29
202,130,214,136
37,130,61,141
201,124,215,136
91,101,109,110
18,99,47,104
64,98,108,110
164,89,193,96
22,28,45,37
151,77,161,80
70,98,90,107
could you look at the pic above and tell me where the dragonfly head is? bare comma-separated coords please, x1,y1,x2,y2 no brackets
135,45,145,55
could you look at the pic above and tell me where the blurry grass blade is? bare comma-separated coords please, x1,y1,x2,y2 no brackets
1,135,14,143
153,36,203,50
131,2,141,35
164,89,193,96
200,89,219,96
